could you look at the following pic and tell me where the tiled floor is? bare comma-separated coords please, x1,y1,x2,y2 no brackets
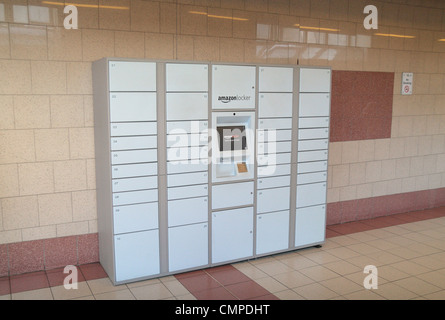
1,206,445,300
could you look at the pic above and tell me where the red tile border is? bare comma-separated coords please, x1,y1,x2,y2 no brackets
8,240,45,275
10,271,49,294
327,188,445,225
44,236,77,270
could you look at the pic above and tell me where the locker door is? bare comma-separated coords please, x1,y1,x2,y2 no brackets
257,187,290,214
258,93,293,118
299,68,331,93
168,223,209,272
114,230,160,282
256,211,290,255
296,182,327,208
166,63,208,92
212,207,253,263
109,61,156,92
212,182,254,210
166,93,208,121
110,93,157,122
295,205,326,247
113,202,159,234
258,66,294,92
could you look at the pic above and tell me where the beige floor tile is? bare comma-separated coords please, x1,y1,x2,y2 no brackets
390,260,432,276
274,289,305,300
11,288,53,300
232,262,269,280
393,277,442,296
423,290,445,300
385,235,416,247
293,282,339,300
417,271,445,289
51,282,92,300
273,270,314,288
326,246,361,260
375,282,418,300
252,260,294,276
163,279,192,297
378,265,411,282
87,278,127,295
328,235,361,247
0,294,11,300
304,251,341,264
72,295,95,300
94,288,135,300
126,277,161,288
344,271,388,287
129,282,174,300
346,243,382,255
381,225,412,235
299,265,339,282
411,256,445,270
343,289,386,300
364,250,405,266
409,242,442,255
320,276,363,296
366,239,400,250
390,246,426,260
347,232,379,243
175,293,197,300
254,277,288,293
324,260,362,276
362,228,396,239
278,254,318,270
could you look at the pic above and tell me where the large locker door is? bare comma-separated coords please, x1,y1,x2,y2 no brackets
114,230,160,282
212,207,253,264
296,182,327,208
256,210,290,255
295,205,326,247
168,223,209,272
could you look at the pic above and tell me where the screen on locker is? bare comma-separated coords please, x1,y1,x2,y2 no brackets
217,126,247,152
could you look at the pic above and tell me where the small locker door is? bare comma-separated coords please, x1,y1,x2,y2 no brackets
114,230,160,282
295,205,326,247
168,223,209,272
296,182,327,208
212,207,254,264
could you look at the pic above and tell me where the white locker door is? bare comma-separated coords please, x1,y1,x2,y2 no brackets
114,230,160,282
212,65,256,109
256,210,290,255
166,63,208,92
212,181,254,210
299,68,331,93
168,197,208,227
296,182,327,208
113,202,159,234
295,205,326,247
168,223,208,272
109,61,156,92
110,93,157,122
257,187,290,214
212,207,253,264
259,66,294,92
299,93,330,117
258,93,293,118
166,93,208,121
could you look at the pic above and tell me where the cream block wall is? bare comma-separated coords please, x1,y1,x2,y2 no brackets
0,0,445,244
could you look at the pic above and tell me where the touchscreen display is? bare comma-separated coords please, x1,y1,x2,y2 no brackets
217,126,247,151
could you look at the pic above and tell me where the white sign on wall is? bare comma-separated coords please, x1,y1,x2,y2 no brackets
401,72,413,95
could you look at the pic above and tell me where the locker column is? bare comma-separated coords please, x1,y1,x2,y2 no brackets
164,63,210,273
256,66,294,255
107,61,160,283
295,67,331,248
